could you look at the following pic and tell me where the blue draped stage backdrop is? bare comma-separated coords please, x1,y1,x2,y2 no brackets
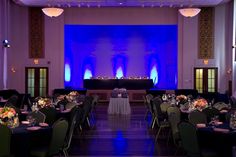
64,25,177,89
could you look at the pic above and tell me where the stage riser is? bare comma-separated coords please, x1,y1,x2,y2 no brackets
86,90,146,103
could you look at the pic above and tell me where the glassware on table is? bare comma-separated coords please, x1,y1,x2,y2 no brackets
26,115,36,126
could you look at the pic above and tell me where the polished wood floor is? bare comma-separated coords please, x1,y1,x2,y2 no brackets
69,103,185,157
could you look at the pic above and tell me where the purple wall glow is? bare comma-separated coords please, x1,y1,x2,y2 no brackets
64,25,177,89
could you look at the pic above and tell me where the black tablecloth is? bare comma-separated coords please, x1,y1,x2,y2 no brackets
197,123,236,157
11,124,51,157
83,79,154,89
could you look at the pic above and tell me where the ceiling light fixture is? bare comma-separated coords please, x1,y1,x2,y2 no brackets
179,8,201,18
42,7,64,17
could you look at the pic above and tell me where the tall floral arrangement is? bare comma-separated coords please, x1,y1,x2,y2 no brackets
0,107,19,128
193,98,208,111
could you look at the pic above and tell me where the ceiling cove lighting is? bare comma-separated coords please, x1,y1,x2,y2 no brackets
42,7,64,17
179,8,201,18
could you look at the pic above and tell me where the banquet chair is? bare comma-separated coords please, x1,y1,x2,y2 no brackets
82,96,93,128
178,121,218,157
90,95,99,122
30,119,69,157
39,107,57,125
188,110,207,125
65,102,77,110
5,95,18,107
0,124,12,157
167,106,181,146
202,107,220,123
63,106,79,157
28,111,46,124
160,102,172,114
144,94,154,121
230,96,236,109
152,96,169,141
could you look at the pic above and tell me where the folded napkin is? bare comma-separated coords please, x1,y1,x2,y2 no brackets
220,110,228,113
213,128,230,133
196,123,206,128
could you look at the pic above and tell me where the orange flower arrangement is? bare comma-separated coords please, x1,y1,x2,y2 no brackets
193,98,208,111
176,95,187,101
0,107,18,127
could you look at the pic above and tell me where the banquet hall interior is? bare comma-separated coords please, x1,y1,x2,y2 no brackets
1,0,236,157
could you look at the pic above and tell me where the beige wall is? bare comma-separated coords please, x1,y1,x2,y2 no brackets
1,2,234,95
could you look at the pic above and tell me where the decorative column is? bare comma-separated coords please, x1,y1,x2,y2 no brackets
3,47,7,89
199,7,214,59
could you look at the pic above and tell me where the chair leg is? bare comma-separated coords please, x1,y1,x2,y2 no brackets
155,126,162,142
86,117,91,127
63,149,68,157
151,117,156,129
166,129,171,145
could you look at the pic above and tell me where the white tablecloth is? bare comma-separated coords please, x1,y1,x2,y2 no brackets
108,97,131,115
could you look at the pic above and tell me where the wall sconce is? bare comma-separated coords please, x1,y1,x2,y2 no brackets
33,59,39,65
203,59,209,65
11,67,16,73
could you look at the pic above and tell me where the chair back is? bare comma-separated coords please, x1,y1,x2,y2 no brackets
65,107,79,149
5,95,18,107
202,107,220,122
65,102,77,110
188,110,207,125
167,106,180,143
39,107,57,125
152,96,163,119
28,111,46,124
48,119,69,156
160,102,172,113
178,121,201,156
0,124,11,157
145,94,154,114
91,95,99,108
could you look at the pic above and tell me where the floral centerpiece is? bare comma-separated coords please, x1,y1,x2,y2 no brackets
0,107,19,128
193,98,208,111
176,95,187,105
67,91,79,102
37,97,53,108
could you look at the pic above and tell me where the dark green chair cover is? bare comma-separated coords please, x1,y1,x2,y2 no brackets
0,124,12,157
30,119,69,157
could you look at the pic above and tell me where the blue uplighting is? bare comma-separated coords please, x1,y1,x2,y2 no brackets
84,68,93,79
64,25,177,89
116,67,124,79
150,65,158,85
64,64,71,82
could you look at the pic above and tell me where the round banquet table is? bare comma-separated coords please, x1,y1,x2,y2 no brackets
11,124,51,157
197,123,236,157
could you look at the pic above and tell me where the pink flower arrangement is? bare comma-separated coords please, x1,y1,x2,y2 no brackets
0,107,16,119
193,98,208,111
0,107,18,127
